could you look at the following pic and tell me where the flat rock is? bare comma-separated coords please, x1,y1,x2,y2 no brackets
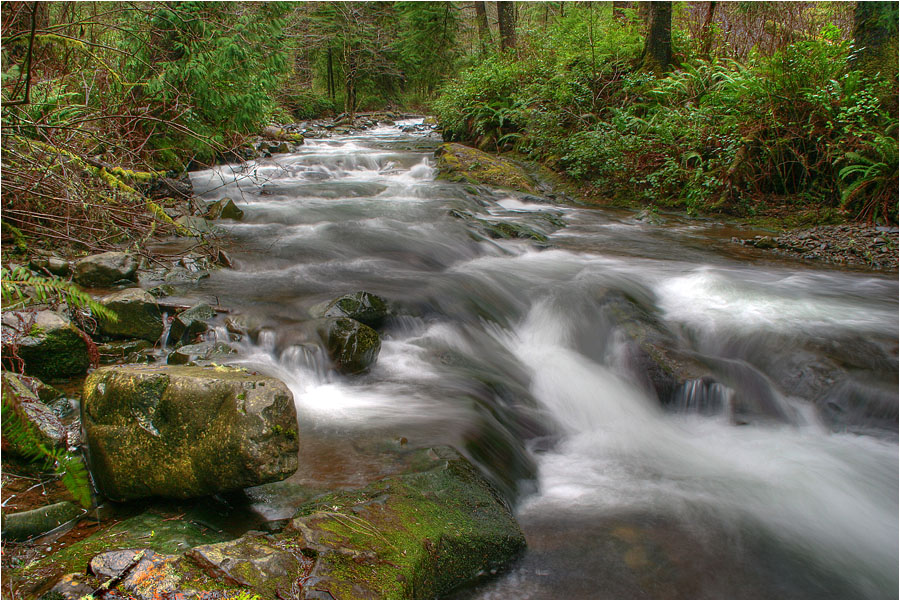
73,251,138,287
96,288,164,342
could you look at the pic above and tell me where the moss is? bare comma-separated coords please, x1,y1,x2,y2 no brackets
435,143,537,194
18,323,89,381
289,447,525,599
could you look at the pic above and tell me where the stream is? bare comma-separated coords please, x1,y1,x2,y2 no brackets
172,120,897,599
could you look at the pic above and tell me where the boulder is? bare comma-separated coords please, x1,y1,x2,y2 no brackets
288,446,526,599
168,303,216,347
206,198,244,221
73,252,138,287
316,317,381,374
29,255,70,277
3,311,90,380
96,288,164,342
1,501,83,541
1,372,67,454
81,365,299,501
435,143,538,193
323,291,389,329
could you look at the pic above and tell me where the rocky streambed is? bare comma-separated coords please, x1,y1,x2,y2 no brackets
2,119,897,600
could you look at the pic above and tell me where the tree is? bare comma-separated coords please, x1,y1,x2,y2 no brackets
497,1,516,51
852,1,899,79
474,1,492,54
640,1,671,73
396,2,459,98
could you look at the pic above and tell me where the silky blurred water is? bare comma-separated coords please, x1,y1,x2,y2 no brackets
178,121,898,599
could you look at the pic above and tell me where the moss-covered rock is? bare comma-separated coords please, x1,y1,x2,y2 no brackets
96,288,164,342
323,291,389,329
316,317,381,375
435,143,538,193
1,371,67,454
4,311,90,380
289,446,526,599
72,251,138,287
81,365,299,501
9,511,231,598
206,198,245,221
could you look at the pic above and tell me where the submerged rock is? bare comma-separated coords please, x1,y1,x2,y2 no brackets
96,288,164,342
316,317,381,374
435,143,538,193
289,446,526,599
323,291,389,328
72,251,138,287
81,365,299,501
2,311,90,380
167,341,237,365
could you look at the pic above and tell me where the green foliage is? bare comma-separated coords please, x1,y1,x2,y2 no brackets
1,267,118,323
1,392,93,509
284,90,337,120
838,132,899,222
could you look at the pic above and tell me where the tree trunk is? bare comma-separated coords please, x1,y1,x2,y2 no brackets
640,1,672,74
852,1,899,78
474,1,492,54
699,1,717,59
497,1,516,51
326,47,335,100
613,1,631,22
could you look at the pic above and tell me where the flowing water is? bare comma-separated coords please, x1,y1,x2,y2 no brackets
174,121,897,599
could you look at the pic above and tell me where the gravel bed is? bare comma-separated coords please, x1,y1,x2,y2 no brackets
736,224,899,271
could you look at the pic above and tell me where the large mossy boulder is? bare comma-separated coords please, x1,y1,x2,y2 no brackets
289,446,526,599
435,143,537,193
96,288,164,342
73,251,138,287
323,291,389,329
2,311,90,380
81,365,299,501
316,317,381,374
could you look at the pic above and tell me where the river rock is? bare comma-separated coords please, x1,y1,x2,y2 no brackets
316,317,381,374
81,365,299,501
96,288,164,342
1,501,83,541
30,254,70,277
167,341,237,365
97,339,153,365
435,143,538,193
288,446,526,599
1,372,67,454
323,291,389,328
73,251,138,287
168,303,216,346
174,216,221,236
3,311,90,380
206,198,244,221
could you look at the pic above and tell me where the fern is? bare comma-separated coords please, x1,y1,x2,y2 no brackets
1,267,118,323
1,392,93,509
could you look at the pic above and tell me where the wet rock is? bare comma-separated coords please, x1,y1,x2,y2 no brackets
316,317,381,374
323,291,389,329
81,365,299,501
206,198,244,221
15,511,230,598
479,219,549,242
147,283,178,298
167,341,237,365
187,534,308,598
2,311,90,380
146,176,194,201
96,288,164,342
174,215,222,236
288,446,526,599
30,254,70,277
163,266,210,284
435,143,538,194
91,548,184,599
168,303,216,346
1,371,67,453
1,501,83,541
72,251,138,287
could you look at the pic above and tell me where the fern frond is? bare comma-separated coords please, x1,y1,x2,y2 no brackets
1,267,118,323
